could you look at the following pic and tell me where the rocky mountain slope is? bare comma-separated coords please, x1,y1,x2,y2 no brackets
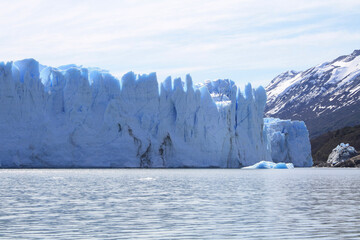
265,50,360,138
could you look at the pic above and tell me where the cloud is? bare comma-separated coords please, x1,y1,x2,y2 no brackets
0,0,359,86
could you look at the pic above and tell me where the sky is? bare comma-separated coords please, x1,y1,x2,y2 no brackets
1,0,360,88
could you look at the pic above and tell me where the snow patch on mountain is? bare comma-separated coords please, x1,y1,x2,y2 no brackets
265,49,360,138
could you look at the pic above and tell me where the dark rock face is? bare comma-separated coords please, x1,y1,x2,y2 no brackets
333,155,360,168
265,50,360,139
333,159,356,167
350,155,360,165
316,162,331,167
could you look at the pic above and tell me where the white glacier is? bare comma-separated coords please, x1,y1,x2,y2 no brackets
0,59,313,168
264,118,313,167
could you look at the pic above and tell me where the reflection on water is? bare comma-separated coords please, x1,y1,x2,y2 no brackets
1,168,360,239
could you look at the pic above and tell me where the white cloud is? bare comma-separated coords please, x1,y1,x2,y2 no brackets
0,0,359,86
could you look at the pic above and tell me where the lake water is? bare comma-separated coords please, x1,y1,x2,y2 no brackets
1,168,360,239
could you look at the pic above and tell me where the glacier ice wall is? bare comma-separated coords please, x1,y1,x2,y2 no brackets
264,118,313,167
0,59,311,168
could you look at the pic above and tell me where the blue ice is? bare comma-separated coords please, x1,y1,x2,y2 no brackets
243,161,294,169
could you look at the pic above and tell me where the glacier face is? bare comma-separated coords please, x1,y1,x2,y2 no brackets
0,59,312,168
264,118,313,167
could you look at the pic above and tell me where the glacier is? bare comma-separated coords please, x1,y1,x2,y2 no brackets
0,59,313,168
264,118,313,167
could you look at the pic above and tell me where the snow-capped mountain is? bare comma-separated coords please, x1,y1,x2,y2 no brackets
265,49,360,138
0,59,312,168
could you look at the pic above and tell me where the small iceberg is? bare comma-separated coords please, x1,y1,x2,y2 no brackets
242,161,294,169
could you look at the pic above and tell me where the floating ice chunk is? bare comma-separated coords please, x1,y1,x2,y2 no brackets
274,162,294,169
242,161,294,169
243,161,276,169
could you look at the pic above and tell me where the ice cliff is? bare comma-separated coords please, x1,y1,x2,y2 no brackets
0,59,312,168
264,118,313,167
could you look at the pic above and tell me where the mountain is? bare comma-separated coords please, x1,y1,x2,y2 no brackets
265,50,360,138
0,59,312,168
311,124,360,166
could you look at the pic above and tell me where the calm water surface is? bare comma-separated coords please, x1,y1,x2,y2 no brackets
1,168,360,239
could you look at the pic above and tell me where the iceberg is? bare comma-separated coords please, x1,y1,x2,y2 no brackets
327,143,358,166
0,59,313,168
242,161,294,169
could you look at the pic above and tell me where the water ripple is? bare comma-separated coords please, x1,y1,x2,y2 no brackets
1,168,360,239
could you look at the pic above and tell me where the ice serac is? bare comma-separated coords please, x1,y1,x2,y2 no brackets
264,118,313,167
0,59,312,168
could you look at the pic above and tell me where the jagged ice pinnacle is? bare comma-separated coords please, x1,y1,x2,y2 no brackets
0,59,313,168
